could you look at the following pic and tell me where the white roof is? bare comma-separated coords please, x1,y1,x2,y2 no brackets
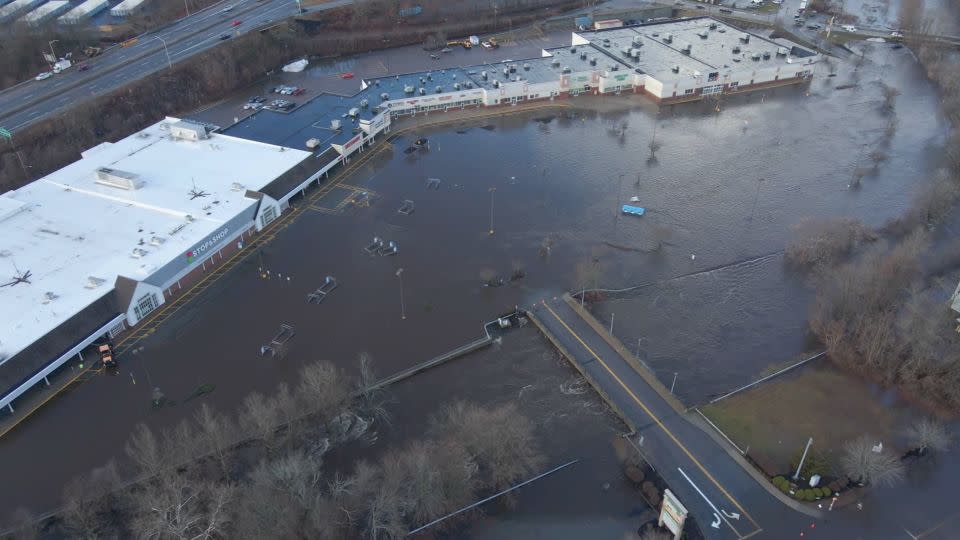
21,1,70,23
110,0,151,15
0,118,309,362
60,0,109,22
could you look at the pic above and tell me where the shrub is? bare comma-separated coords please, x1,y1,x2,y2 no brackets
779,483,791,493
813,487,823,498
805,490,818,502
820,486,832,497
772,476,787,489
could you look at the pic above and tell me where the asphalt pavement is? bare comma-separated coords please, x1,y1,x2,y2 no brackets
531,296,823,539
0,0,352,135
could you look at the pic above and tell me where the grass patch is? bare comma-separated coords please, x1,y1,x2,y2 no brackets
702,365,900,477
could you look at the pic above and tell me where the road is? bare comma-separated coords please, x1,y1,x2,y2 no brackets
0,0,352,134
531,296,823,539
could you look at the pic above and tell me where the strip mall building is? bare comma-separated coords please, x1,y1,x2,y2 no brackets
0,16,817,414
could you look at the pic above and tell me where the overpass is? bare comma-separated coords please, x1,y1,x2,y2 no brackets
528,294,825,539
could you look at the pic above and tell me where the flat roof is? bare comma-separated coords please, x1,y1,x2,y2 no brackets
0,118,310,363
577,17,816,83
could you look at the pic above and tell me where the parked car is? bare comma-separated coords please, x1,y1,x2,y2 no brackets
231,20,242,26
220,33,231,40
35,72,52,81
890,31,903,37
340,72,354,79
78,64,90,72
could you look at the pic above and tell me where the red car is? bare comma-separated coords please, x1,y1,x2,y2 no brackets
292,88,305,96
340,72,354,79
231,20,242,26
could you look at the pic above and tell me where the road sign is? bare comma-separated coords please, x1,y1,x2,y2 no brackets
659,489,688,540
0,127,11,140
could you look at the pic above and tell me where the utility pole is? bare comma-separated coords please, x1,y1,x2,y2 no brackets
793,437,814,482
296,0,303,16
48,39,59,61
183,0,190,17
488,187,496,235
0,127,28,178
670,372,678,394
396,268,406,320
609,312,615,334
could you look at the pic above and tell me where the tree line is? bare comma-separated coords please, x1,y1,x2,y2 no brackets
785,8,960,411
5,356,544,538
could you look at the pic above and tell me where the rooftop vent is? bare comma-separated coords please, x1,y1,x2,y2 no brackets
481,70,488,79
671,64,680,73
763,51,771,60
95,167,144,191
454,82,461,90
230,182,244,191
42,291,58,303
493,80,501,88
663,33,673,43
611,64,619,71
380,92,390,100
697,31,708,39
85,276,106,289
740,33,751,43
435,86,442,93
419,87,426,95
681,43,692,54
149,236,166,246
131,248,148,259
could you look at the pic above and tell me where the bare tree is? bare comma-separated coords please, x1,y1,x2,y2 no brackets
880,84,901,115
239,391,282,454
785,217,874,269
904,418,951,456
60,461,121,539
639,527,673,540
297,360,351,423
356,353,390,426
131,471,234,540
126,423,166,478
8,507,40,540
162,419,200,470
431,401,544,493
840,435,905,487
194,403,237,478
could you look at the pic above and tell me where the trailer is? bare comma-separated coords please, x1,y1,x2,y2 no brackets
621,204,646,216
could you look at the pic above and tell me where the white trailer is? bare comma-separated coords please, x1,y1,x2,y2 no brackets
59,0,109,24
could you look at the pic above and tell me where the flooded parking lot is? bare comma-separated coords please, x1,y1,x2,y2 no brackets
0,39,952,530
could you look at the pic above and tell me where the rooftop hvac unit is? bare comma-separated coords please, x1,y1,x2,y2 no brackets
85,276,106,289
776,47,788,56
671,65,680,73
663,33,673,43
493,80,500,88
331,119,342,130
611,64,619,71
348,107,360,117
631,49,641,59
698,31,708,39
380,92,390,100
454,82,461,90
580,51,587,60
130,248,148,259
562,66,571,73
751,52,761,61
552,59,561,67
632,35,643,46
709,22,718,30
466,81,474,88
359,99,369,108
622,46,632,55
419,87,426,95
510,64,517,73
404,84,415,93
740,33,751,43
733,45,741,54
590,56,597,65
169,120,209,141
95,167,144,191
570,47,577,53
481,70,488,79
149,236,166,246
427,74,433,81
763,51,771,60
523,63,530,70
681,44,692,54
503,68,509,76
435,86,442,93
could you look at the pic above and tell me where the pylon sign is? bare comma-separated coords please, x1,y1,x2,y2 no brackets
659,488,688,540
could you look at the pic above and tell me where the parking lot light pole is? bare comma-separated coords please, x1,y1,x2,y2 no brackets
488,187,496,235
48,40,59,63
154,37,172,70
396,268,406,320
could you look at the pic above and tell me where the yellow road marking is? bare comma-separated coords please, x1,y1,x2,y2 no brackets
542,302,761,537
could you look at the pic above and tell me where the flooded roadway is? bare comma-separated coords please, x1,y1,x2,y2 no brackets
0,40,952,533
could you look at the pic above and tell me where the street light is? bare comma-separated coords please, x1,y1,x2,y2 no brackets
48,39,59,64
395,268,406,320
488,187,496,235
749,177,764,221
154,36,172,70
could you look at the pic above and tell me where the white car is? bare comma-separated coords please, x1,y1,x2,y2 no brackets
890,31,903,38
35,72,52,81
841,24,858,32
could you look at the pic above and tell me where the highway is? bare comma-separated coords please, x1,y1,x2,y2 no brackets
0,0,352,134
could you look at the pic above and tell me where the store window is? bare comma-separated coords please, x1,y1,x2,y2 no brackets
133,293,159,321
